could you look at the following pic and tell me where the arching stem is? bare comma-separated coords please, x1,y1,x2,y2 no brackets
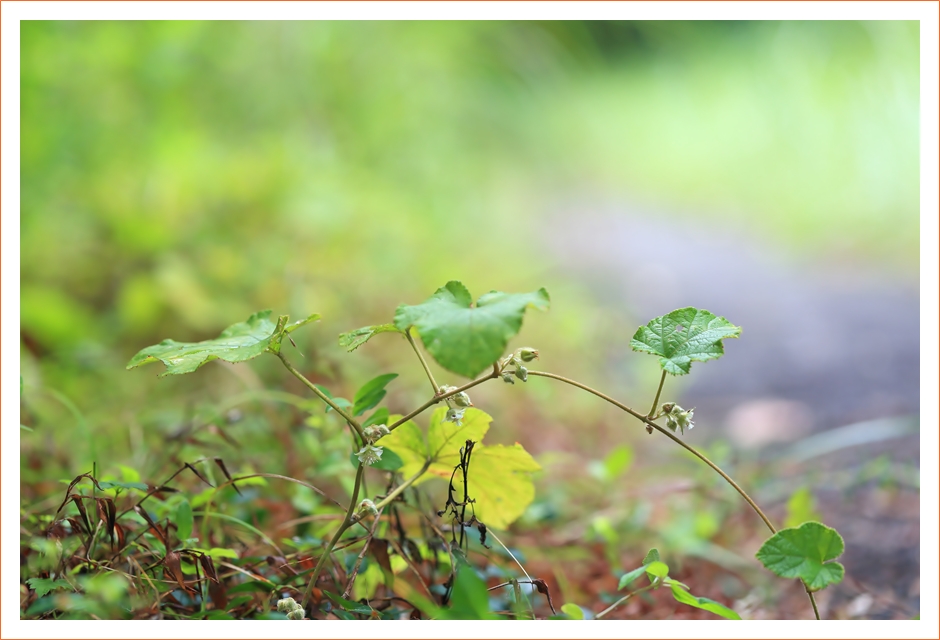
527,369,820,620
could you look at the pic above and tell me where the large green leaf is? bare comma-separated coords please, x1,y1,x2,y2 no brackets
380,408,540,529
394,281,549,378
756,522,845,591
630,307,741,376
126,310,319,376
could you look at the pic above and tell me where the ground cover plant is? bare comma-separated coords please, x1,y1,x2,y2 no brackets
20,281,846,620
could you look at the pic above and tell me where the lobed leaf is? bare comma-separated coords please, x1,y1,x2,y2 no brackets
126,311,319,376
380,408,541,529
755,521,845,591
394,281,549,378
26,578,73,598
630,307,741,376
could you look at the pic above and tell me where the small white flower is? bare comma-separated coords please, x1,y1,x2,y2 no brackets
356,444,384,466
444,407,465,426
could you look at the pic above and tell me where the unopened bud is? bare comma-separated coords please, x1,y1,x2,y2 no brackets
277,597,298,613
357,499,379,516
514,365,528,382
501,371,515,384
363,424,390,443
516,347,539,362
451,391,473,408
287,609,305,620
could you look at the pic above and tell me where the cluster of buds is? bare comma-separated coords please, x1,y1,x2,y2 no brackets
439,385,473,425
277,597,305,620
658,402,695,435
500,347,539,383
363,423,390,444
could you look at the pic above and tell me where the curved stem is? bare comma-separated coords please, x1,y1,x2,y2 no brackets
647,370,667,417
527,369,821,620
595,581,658,620
277,352,365,444
301,464,364,609
406,330,440,393
388,368,499,431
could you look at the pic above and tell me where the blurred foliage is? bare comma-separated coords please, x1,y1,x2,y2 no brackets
20,21,919,619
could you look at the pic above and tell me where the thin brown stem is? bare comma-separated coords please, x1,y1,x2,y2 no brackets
388,369,499,431
647,370,667,417
301,464,364,609
406,329,440,393
595,581,659,619
277,352,364,443
342,506,384,599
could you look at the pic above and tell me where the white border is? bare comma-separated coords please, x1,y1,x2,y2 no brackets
3,3,937,639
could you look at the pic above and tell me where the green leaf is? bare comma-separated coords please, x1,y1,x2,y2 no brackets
313,384,352,414
785,487,822,529
324,590,374,615
338,323,401,352
97,480,148,491
380,408,541,529
603,444,633,478
126,311,320,376
669,582,741,620
560,603,585,619
394,281,550,378
440,566,499,620
755,522,845,591
26,577,73,598
362,407,390,428
618,564,651,590
630,308,741,376
175,499,193,542
352,373,398,416
645,560,670,579
643,548,661,564
349,447,403,472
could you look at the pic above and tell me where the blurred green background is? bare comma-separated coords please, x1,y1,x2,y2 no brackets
20,21,920,617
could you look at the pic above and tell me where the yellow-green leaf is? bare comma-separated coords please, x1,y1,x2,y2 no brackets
379,408,540,529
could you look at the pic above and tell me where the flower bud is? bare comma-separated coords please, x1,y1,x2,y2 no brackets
515,347,539,362
277,597,298,613
357,498,379,516
363,424,390,443
514,365,528,382
501,371,515,384
451,391,473,408
287,609,305,620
